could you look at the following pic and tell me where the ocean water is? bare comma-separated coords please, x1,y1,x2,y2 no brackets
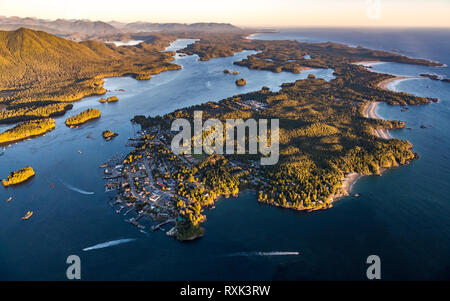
1,29,450,280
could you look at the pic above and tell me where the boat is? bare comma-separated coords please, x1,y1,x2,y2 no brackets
99,163,108,168
49,182,55,189
78,150,82,154
6,197,12,202
21,211,33,220
0,151,4,156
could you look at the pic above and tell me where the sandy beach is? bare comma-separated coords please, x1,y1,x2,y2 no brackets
342,172,361,194
331,70,408,201
377,75,412,91
331,172,361,201
363,101,392,139
332,75,400,200
352,60,381,65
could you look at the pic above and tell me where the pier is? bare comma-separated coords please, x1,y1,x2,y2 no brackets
151,219,175,231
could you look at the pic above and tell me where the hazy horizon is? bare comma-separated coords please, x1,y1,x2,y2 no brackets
0,0,449,28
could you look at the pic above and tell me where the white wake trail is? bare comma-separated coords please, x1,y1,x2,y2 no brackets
61,181,94,195
228,251,300,257
83,239,136,251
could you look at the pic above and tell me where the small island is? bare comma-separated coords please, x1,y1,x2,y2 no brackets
0,118,55,145
2,166,35,187
420,73,450,84
102,130,118,141
224,69,239,75
107,96,119,103
99,98,107,103
420,73,440,80
134,74,152,80
65,108,101,127
235,78,247,86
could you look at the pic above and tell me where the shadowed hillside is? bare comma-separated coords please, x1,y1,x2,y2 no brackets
0,28,180,122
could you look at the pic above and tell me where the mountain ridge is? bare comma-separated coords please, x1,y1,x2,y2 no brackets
0,16,242,38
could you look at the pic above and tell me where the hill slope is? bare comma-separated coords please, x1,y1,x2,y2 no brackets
0,28,180,121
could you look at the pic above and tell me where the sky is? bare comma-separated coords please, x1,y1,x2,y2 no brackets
0,0,449,28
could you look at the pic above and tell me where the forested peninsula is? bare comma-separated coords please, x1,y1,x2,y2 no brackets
125,35,440,239
0,118,55,145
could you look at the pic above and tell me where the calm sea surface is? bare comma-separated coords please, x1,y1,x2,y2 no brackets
1,29,449,280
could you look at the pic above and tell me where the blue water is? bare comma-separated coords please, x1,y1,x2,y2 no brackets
0,39,334,280
1,29,450,280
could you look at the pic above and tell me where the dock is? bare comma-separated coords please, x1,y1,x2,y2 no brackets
127,217,145,229
151,219,175,231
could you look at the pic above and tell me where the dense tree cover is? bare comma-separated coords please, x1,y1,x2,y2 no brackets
118,33,438,215
0,102,72,123
65,108,101,127
171,154,243,237
179,34,441,67
102,130,118,140
0,118,55,144
0,28,181,113
173,201,205,241
235,78,247,86
1,30,440,136
133,73,152,80
2,166,35,187
107,96,119,103
135,70,421,211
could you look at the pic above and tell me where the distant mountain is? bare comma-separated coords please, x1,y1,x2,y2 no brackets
0,16,121,35
49,19,119,35
0,16,242,37
116,22,242,33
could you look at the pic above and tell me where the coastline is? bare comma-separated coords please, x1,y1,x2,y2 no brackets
0,127,55,147
331,70,420,203
331,101,391,201
342,172,361,195
332,78,396,201
352,60,381,65
331,172,361,201
376,75,413,91
104,36,431,230
363,101,392,139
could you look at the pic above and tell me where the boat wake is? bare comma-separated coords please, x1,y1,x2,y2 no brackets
83,238,136,251
61,181,94,195
226,251,300,257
